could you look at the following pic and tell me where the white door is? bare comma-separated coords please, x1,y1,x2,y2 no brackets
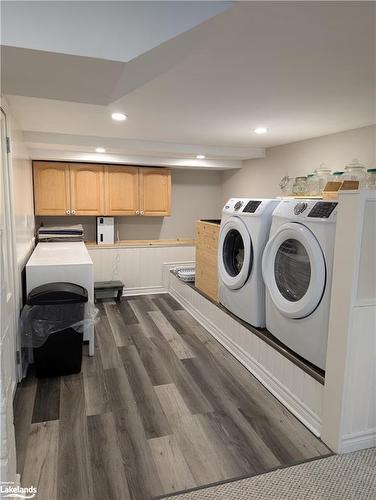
0,108,18,482
218,216,252,290
262,222,326,318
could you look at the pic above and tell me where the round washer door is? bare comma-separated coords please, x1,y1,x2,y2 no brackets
219,217,252,290
262,222,326,318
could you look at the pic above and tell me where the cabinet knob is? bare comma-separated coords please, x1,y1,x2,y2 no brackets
71,209,76,215
140,211,145,215
136,210,140,215
66,210,71,215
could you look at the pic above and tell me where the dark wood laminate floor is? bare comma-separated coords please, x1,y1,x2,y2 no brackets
14,294,331,500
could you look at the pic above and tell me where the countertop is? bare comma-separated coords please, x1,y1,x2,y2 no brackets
27,242,93,266
197,219,221,225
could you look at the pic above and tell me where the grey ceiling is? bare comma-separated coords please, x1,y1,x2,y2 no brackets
2,1,375,160
1,1,231,62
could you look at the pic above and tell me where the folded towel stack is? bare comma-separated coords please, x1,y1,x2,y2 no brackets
37,224,84,242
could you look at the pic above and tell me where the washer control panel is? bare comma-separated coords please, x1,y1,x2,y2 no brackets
234,200,244,211
294,202,308,215
222,198,279,217
308,202,338,219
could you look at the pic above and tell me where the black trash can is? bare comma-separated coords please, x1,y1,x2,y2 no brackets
27,282,88,378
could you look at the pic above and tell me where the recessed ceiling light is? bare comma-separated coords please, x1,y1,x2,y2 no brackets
196,154,206,159
95,147,106,153
254,127,268,135
111,112,127,121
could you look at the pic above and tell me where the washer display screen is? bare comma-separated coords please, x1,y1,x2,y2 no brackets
243,200,262,213
274,238,311,302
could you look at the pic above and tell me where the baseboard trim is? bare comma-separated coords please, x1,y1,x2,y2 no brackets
169,277,322,436
123,286,167,297
340,428,376,453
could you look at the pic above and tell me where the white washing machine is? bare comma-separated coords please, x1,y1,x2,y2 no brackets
262,199,338,370
218,198,280,327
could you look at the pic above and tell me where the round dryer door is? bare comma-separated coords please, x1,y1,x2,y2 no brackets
219,217,252,290
262,222,326,318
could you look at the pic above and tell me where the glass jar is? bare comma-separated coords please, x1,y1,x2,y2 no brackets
307,173,320,196
366,168,376,190
331,171,344,182
292,176,308,196
279,175,294,196
315,164,332,193
343,158,367,188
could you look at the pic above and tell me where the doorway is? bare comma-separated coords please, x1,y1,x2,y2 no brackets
0,106,18,482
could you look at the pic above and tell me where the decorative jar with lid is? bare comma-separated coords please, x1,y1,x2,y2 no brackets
331,171,344,182
343,158,367,188
279,174,294,196
366,168,376,190
315,164,332,193
292,176,308,196
307,173,320,196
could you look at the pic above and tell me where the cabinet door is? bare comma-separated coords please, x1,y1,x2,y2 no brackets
104,166,139,215
139,168,171,216
33,162,70,215
69,164,104,215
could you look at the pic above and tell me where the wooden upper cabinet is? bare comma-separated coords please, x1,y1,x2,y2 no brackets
33,162,70,215
139,167,171,216
33,161,172,217
69,164,104,215
104,166,139,215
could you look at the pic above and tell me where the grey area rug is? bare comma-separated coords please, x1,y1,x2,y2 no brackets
160,448,376,500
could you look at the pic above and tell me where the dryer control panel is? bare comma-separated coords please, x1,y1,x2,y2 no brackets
308,202,337,218
273,199,338,222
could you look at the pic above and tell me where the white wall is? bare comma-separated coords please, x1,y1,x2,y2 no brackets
36,169,223,241
8,112,35,311
221,125,376,202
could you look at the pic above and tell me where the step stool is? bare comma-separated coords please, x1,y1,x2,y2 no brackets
94,281,124,303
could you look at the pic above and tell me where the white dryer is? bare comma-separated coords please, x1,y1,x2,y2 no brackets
262,199,338,370
218,198,280,327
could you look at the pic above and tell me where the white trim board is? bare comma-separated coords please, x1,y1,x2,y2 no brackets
123,285,167,296
168,272,324,437
340,428,376,454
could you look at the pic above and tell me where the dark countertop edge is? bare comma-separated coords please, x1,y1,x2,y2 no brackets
170,271,325,385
